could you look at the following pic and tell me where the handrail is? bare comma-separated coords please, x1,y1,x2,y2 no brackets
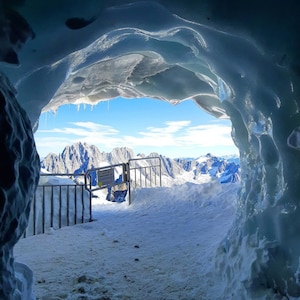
128,156,162,204
23,173,92,238
84,156,162,205
85,163,128,192
24,156,163,237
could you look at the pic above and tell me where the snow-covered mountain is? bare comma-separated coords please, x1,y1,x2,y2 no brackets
175,153,241,183
41,142,134,174
41,142,240,184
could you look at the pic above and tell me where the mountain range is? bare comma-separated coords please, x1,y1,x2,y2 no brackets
41,142,240,184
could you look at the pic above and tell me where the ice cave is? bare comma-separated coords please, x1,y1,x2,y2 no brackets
0,0,300,299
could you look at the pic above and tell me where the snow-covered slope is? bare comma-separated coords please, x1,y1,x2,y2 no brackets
41,142,240,185
15,180,240,300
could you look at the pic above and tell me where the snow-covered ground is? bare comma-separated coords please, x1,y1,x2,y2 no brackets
15,179,239,300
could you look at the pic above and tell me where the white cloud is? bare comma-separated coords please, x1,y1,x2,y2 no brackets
39,122,118,136
128,121,231,146
70,122,119,133
35,120,235,157
178,124,233,147
139,121,190,135
34,136,77,157
131,120,191,146
35,122,121,156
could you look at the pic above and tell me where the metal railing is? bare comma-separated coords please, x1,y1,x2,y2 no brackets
24,157,162,238
23,173,92,238
128,157,162,204
85,157,162,205
85,163,128,192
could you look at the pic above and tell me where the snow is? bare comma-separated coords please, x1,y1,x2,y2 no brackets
14,179,239,299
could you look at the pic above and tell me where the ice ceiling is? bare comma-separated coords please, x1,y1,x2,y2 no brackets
0,0,300,298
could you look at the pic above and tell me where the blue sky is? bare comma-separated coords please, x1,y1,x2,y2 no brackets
34,97,238,158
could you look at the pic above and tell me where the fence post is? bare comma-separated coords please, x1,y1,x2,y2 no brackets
33,192,36,236
42,186,45,234
159,158,162,187
74,186,77,225
59,186,62,229
51,186,54,228
126,162,131,205
89,175,92,222
67,186,70,226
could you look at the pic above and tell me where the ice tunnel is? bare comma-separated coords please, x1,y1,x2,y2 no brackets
0,0,300,298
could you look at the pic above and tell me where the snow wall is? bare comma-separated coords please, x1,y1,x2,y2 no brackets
0,0,300,299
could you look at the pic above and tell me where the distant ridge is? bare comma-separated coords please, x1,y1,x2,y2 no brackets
41,142,134,174
175,153,240,183
41,142,240,184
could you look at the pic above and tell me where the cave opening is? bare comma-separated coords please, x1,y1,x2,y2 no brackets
0,0,300,299
35,96,238,160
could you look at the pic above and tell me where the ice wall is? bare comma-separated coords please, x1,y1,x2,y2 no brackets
216,56,300,298
0,0,300,298
0,72,40,298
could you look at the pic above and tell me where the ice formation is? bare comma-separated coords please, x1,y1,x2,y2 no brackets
0,73,40,298
0,0,300,298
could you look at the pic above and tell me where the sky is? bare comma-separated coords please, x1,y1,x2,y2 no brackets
34,97,239,159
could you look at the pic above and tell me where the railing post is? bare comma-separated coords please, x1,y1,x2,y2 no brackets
33,191,36,236
126,162,131,205
59,186,62,229
88,174,92,222
50,186,54,228
42,186,45,234
159,158,162,187
74,186,77,225
67,186,70,226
